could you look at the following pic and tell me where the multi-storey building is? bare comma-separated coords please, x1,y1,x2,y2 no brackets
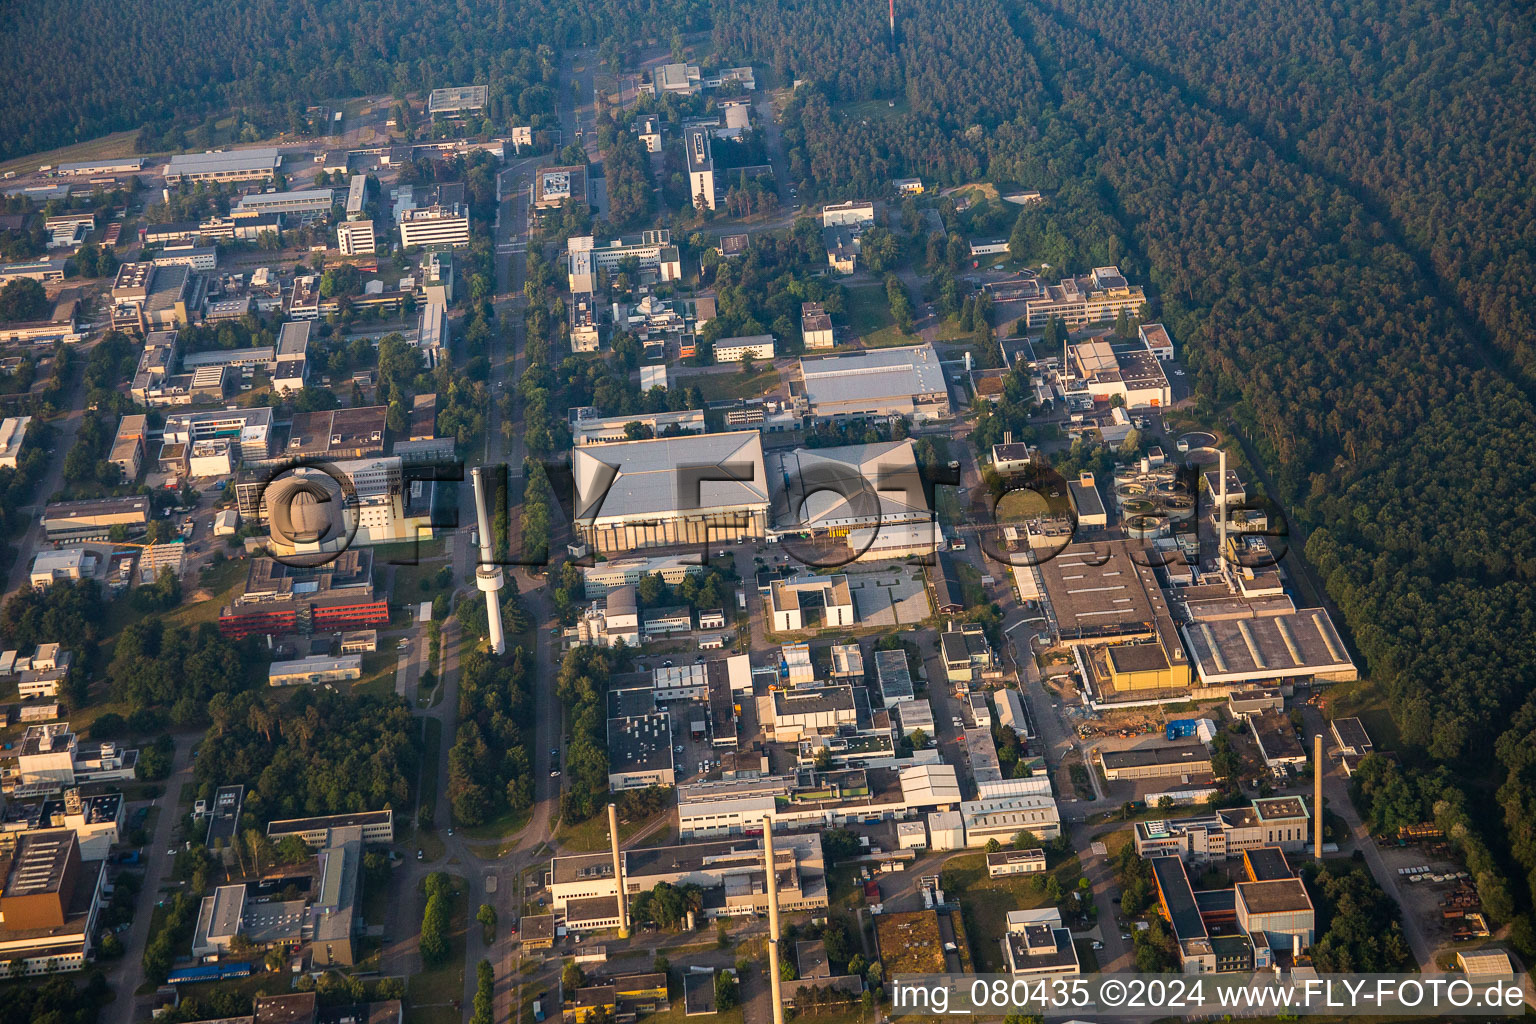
399,205,470,249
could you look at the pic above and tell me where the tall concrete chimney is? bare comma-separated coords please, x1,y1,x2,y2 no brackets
608,803,629,938
763,818,786,1024
1217,448,1229,568
470,466,507,655
1314,732,1324,860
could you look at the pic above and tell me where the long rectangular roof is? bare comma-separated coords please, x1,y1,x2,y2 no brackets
768,440,929,529
799,344,947,406
574,430,768,523
1181,610,1355,683
165,148,281,176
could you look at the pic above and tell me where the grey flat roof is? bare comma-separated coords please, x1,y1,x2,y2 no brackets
1100,744,1211,770
799,344,947,407
165,148,281,175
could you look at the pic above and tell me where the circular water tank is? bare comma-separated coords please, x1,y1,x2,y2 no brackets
1125,514,1170,541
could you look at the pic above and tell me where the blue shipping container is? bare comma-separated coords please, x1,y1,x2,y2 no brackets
1165,719,1197,740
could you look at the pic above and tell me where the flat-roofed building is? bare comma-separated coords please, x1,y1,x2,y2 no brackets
685,128,716,211
1330,717,1372,758
163,406,273,461
714,334,773,363
1068,337,1171,408
821,202,875,228
941,622,996,685
768,575,854,632
607,710,675,790
272,321,311,394
829,642,864,681
41,496,149,543
567,230,681,282
1249,711,1307,769
1180,610,1357,686
428,85,489,115
399,205,470,249
1235,877,1315,949
29,548,91,590
268,654,364,687
572,409,706,445
284,405,388,460
536,165,588,209
801,302,834,349
987,848,1047,877
580,553,703,597
0,829,105,976
1149,855,1221,973
265,810,394,847
0,259,67,285
57,158,145,176
1068,472,1107,528
797,344,950,423
1098,743,1213,780
1134,797,1311,861
1139,322,1175,360
164,148,282,184
573,431,769,554
0,416,30,469
234,188,335,223
1023,266,1146,329
217,550,388,639
337,219,375,256
768,685,858,742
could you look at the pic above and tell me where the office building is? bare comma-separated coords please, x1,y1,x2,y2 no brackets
549,832,827,919
768,576,855,632
821,202,875,228
399,204,470,249
336,219,375,256
162,406,273,461
1068,338,1171,408
874,649,915,706
686,128,716,210
580,554,703,597
571,408,706,445
164,148,282,184
40,496,149,543
572,431,769,554
416,302,449,367
987,848,1047,877
567,231,682,285
536,165,588,209
0,830,105,975
1023,266,1146,329
272,321,311,395
797,344,950,423
0,259,67,285
234,188,335,223
283,405,387,459
217,550,389,638
1002,908,1080,978
1134,797,1312,861
265,810,394,848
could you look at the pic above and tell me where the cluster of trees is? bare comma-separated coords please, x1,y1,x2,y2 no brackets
448,646,535,826
193,689,416,827
0,973,109,1022
0,575,104,654
143,889,200,984
1302,864,1414,972
419,872,455,965
556,644,626,822
109,620,259,722
634,568,732,612
596,117,654,230
882,273,914,333
0,278,49,322
631,881,704,929
697,218,846,351
519,458,554,566
0,0,712,161
471,960,495,1024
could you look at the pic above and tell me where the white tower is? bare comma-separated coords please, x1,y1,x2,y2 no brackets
470,466,507,655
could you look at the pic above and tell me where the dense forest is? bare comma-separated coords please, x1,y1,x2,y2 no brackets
0,0,711,161
710,0,1536,950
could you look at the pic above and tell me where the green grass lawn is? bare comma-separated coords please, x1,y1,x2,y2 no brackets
834,97,910,122
553,809,667,853
842,284,922,348
458,803,533,842
351,650,398,700
693,367,782,403
406,874,468,1024
942,851,1086,973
